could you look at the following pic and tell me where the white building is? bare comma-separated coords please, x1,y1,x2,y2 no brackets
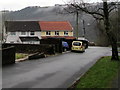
5,21,41,44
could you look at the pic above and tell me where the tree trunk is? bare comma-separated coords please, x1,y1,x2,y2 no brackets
111,42,119,60
108,32,119,60
103,2,119,60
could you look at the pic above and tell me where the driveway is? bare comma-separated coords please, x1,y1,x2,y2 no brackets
2,46,111,88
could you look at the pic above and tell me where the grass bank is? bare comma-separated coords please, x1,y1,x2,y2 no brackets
16,53,28,59
76,56,120,88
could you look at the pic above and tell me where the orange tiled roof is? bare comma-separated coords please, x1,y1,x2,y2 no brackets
41,36,76,39
39,21,73,31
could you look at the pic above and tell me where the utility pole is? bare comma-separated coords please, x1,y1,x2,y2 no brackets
76,11,79,39
82,19,85,38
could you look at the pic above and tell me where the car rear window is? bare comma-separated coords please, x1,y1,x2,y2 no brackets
73,42,81,46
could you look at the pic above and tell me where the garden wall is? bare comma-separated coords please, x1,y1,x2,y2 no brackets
2,46,15,65
40,38,63,53
2,43,55,54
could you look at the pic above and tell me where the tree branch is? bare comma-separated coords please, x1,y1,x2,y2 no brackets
108,6,117,13
71,4,104,17
92,14,104,20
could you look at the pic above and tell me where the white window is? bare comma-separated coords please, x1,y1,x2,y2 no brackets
46,31,51,35
55,31,59,36
64,31,68,36
11,32,16,35
21,32,26,35
30,31,35,35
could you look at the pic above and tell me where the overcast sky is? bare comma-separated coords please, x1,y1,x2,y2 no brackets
0,0,117,11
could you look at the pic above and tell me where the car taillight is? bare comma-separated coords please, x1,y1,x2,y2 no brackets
80,46,84,48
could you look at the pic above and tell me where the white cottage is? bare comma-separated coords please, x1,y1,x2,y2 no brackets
5,21,41,44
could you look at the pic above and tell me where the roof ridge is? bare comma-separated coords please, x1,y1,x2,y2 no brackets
39,21,69,22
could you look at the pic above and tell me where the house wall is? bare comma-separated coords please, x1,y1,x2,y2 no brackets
6,32,20,43
69,31,73,36
6,31,41,43
22,41,40,44
35,32,41,39
51,31,55,36
41,31,73,36
59,32,64,36
41,31,46,36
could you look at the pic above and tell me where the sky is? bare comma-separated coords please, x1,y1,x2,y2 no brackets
0,0,117,11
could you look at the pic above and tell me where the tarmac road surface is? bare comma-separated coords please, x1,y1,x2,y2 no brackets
2,46,111,88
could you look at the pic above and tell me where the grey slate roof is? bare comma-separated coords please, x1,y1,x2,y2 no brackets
5,21,41,32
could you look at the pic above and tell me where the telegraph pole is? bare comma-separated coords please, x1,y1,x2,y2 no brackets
82,19,85,38
76,11,79,39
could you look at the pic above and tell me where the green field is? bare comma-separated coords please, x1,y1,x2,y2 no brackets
76,56,120,88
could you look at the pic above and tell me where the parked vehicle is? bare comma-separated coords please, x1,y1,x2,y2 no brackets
71,41,85,52
88,42,96,46
77,38,89,49
62,41,69,52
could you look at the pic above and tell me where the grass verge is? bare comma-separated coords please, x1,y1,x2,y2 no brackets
16,53,28,59
76,56,120,88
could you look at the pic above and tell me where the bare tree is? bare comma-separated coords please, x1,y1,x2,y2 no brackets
66,0,119,60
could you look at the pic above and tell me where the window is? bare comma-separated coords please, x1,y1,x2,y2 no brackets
64,31,68,36
46,31,51,35
11,32,16,35
55,31,59,36
21,32,26,35
30,31,35,35
73,42,81,46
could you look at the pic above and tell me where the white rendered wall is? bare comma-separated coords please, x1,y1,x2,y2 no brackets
6,31,41,43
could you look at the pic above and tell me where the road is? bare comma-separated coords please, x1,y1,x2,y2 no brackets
2,46,111,88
